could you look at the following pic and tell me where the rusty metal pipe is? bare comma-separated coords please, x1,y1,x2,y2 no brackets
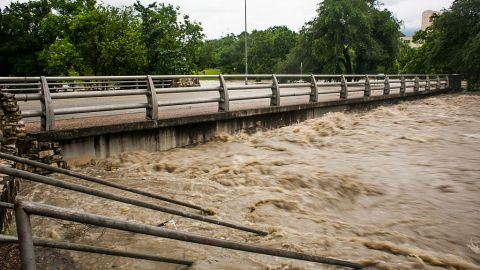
18,199,364,269
0,152,211,213
0,234,193,266
0,166,267,236
14,206,36,270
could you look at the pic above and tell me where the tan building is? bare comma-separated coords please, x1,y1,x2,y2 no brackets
421,10,438,31
401,36,420,48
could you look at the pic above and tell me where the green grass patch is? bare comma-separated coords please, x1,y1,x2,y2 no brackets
196,69,221,80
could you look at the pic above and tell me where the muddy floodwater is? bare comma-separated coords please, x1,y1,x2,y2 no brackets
21,94,480,270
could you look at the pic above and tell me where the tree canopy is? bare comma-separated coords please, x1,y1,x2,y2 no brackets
404,0,480,88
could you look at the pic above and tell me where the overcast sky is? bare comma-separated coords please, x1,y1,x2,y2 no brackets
2,0,455,38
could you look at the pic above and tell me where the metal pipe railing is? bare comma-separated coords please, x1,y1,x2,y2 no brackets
0,152,212,213
0,235,193,266
0,74,452,131
17,199,364,269
0,165,267,236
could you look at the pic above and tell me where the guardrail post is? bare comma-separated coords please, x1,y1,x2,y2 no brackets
271,75,280,106
448,74,461,91
340,75,348,99
436,75,441,90
40,76,54,131
14,204,36,270
218,75,230,112
426,75,431,91
400,75,406,95
146,75,158,120
364,75,371,97
414,76,420,92
383,75,390,95
309,74,319,102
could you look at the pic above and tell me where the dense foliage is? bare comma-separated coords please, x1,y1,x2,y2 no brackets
0,0,203,75
0,0,477,81
403,0,480,89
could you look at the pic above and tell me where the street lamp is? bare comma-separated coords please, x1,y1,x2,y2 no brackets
244,0,248,85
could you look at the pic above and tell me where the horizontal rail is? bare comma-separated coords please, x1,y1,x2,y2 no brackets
280,91,311,97
0,235,193,266
0,201,14,209
0,165,267,235
230,93,272,101
1,73,453,131
0,152,212,213
17,199,364,269
54,103,147,115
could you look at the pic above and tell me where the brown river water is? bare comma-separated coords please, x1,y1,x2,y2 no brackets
20,93,480,270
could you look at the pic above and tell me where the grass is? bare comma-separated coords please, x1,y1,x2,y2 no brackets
196,68,222,80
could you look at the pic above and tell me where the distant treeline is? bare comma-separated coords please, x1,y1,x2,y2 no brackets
0,0,478,88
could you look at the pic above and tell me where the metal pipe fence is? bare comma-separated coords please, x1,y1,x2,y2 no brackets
0,198,364,269
0,74,452,131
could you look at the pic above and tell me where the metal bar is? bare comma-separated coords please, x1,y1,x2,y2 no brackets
15,205,36,270
318,90,341,95
0,201,14,209
158,97,220,107
280,91,311,97
54,103,147,115
146,75,158,120
364,75,371,97
310,75,319,102
21,110,42,118
18,199,364,269
47,76,146,81
0,235,193,266
271,75,280,106
229,94,272,101
227,84,272,90
278,83,311,88
0,77,40,82
218,75,230,112
0,166,266,235
155,86,220,94
340,75,348,99
50,90,147,99
10,94,42,102
40,76,54,131
316,82,342,86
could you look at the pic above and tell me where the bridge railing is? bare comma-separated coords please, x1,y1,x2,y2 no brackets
0,74,452,131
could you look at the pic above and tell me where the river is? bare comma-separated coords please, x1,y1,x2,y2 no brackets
21,93,480,270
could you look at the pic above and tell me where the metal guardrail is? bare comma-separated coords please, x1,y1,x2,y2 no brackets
0,74,451,131
0,159,365,269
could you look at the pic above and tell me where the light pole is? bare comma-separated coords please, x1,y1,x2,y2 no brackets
244,0,248,85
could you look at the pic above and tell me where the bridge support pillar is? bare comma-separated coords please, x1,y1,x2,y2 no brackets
383,75,391,95
364,75,371,97
146,75,158,120
340,75,348,99
218,75,230,112
309,75,319,103
271,75,280,106
40,76,54,131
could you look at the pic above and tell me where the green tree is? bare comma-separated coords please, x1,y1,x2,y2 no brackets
278,0,401,75
413,0,480,89
134,1,203,74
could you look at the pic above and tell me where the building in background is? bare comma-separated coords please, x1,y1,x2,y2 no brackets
421,10,439,31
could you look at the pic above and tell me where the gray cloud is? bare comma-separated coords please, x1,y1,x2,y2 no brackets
2,0,454,38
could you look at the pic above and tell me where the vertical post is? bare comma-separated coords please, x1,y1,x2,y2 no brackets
39,76,54,131
340,75,348,99
146,75,158,120
244,0,248,85
15,205,36,270
446,75,450,89
436,75,441,90
364,75,371,97
426,75,431,91
271,75,280,106
383,75,390,95
218,75,230,112
414,76,420,92
448,74,461,91
400,75,406,95
309,74,318,103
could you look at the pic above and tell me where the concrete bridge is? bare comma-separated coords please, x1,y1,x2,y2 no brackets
0,73,460,165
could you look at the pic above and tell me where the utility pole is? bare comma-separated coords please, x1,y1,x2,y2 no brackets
244,0,248,85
